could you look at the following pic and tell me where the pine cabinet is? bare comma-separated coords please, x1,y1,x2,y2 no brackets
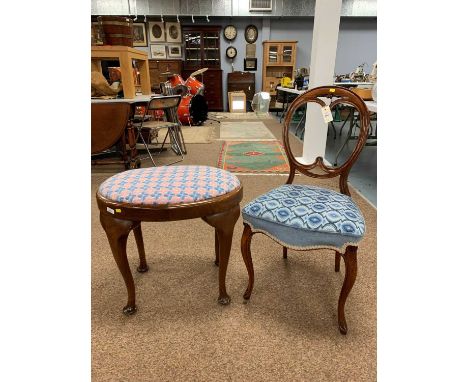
262,40,297,104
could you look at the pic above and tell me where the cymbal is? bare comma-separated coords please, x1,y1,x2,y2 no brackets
189,67,209,77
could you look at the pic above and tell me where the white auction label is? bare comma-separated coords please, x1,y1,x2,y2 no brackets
106,207,115,214
321,106,333,123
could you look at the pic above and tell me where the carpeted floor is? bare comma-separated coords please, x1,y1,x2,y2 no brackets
157,124,216,144
219,121,276,140
209,112,273,120
91,116,377,381
218,140,290,174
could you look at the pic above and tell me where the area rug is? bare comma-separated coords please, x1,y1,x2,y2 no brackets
156,124,215,144
209,112,273,120
219,121,276,141
218,140,290,174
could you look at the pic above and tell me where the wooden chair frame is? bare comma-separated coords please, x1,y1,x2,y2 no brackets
241,86,371,334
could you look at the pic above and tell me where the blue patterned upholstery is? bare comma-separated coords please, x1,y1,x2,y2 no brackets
242,184,365,250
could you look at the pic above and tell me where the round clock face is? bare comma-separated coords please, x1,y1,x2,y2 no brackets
245,25,258,43
226,46,237,59
224,25,237,41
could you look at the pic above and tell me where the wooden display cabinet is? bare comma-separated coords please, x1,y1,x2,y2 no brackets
182,25,223,111
262,40,297,105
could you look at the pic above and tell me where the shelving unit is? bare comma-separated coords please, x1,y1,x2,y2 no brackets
261,40,297,107
182,25,223,111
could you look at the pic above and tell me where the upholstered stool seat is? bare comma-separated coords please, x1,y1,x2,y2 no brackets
98,165,240,206
96,165,242,315
242,184,365,251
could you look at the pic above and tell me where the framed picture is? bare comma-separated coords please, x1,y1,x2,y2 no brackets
91,22,104,45
165,22,181,43
133,23,147,47
149,22,165,43
167,44,182,58
244,57,257,71
150,45,167,59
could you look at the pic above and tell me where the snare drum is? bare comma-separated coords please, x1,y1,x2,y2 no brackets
185,76,205,96
177,94,208,126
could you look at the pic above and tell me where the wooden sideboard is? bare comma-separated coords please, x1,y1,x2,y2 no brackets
148,59,183,92
227,71,255,111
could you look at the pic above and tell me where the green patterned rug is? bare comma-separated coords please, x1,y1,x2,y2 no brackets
218,141,290,174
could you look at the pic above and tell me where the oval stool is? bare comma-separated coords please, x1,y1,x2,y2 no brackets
96,165,243,314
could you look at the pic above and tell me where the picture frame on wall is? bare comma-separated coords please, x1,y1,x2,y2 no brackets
244,57,257,71
165,22,181,43
149,22,165,43
91,22,104,45
133,23,147,47
150,45,167,59
167,45,182,58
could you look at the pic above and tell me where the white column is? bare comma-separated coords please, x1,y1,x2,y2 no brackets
300,0,342,164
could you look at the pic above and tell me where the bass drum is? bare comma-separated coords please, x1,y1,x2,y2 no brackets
185,76,205,95
177,94,208,126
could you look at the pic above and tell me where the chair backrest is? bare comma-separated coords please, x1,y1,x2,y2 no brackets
91,102,130,155
147,95,181,111
282,86,370,196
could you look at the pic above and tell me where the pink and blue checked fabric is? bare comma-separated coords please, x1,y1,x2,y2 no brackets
98,165,241,206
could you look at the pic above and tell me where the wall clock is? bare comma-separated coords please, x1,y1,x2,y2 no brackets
245,24,258,44
226,46,237,59
224,25,237,41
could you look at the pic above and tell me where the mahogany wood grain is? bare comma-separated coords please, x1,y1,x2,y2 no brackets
338,246,358,335
97,183,243,314
240,224,255,300
282,86,370,196
240,86,369,334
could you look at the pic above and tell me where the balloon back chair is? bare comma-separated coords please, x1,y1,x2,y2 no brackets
241,86,370,334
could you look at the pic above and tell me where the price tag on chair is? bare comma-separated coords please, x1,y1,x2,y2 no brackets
321,106,333,123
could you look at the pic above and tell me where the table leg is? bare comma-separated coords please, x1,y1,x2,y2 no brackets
100,213,139,315
202,205,240,305
91,59,102,72
119,53,136,99
136,59,151,95
133,223,148,272
126,120,139,168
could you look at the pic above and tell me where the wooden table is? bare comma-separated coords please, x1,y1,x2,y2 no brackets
91,46,151,99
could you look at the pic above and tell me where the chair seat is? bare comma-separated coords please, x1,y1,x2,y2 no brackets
98,165,241,206
142,120,178,129
242,184,365,250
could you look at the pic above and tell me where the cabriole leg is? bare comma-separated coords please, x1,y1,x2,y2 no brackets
241,224,255,300
100,212,138,315
338,245,358,334
202,205,240,305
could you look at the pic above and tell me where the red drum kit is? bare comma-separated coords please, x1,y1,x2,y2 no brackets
162,68,208,126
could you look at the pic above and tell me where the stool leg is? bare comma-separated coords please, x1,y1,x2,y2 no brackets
100,212,138,315
214,230,220,266
203,205,240,305
133,223,148,273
